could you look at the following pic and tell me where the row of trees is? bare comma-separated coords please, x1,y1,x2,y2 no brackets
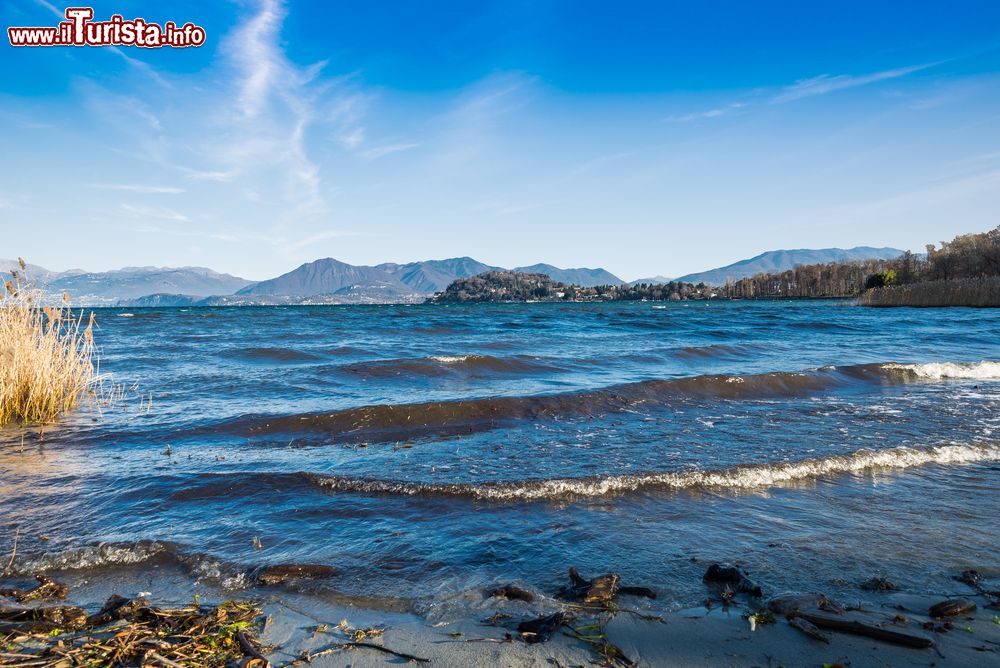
431,272,710,303
721,225,1000,299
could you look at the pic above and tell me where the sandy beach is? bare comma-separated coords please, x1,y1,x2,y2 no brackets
258,586,1000,667
7,556,995,667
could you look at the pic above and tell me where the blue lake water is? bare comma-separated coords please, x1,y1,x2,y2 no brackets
2,300,999,611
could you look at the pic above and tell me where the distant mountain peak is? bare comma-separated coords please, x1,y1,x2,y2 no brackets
673,246,904,286
513,263,624,287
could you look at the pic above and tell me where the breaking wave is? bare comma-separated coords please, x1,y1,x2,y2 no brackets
884,361,1000,380
305,442,1000,501
8,540,178,575
7,540,250,589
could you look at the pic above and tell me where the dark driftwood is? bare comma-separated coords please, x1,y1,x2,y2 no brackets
559,567,655,603
768,593,843,616
256,563,338,586
308,641,430,663
489,584,535,603
517,611,567,643
85,594,154,626
0,604,88,633
237,630,269,665
0,575,69,602
703,564,762,597
568,567,620,603
794,612,933,649
788,615,830,643
929,598,977,618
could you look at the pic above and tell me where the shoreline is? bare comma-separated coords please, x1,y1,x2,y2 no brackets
259,592,1000,667
4,558,998,667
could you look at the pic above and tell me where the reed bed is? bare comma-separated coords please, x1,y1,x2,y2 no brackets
858,276,1000,308
0,259,97,426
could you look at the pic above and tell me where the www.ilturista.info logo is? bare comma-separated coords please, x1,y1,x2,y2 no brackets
8,7,206,48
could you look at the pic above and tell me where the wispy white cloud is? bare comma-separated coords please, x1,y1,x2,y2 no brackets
92,183,184,194
127,225,358,255
231,0,285,119
430,72,538,167
120,203,190,222
83,87,162,132
179,168,237,182
337,127,366,150
468,199,560,217
360,142,420,160
197,0,365,221
280,229,356,252
772,64,934,103
812,168,1000,223
666,102,747,123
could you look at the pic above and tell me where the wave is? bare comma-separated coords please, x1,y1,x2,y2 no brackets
304,443,1000,501
206,360,997,444
227,364,876,443
674,343,752,359
8,540,250,589
884,361,1000,380
10,540,178,575
219,346,321,363
340,354,558,379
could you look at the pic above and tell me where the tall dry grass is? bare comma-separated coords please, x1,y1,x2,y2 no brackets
858,276,1000,308
0,258,97,425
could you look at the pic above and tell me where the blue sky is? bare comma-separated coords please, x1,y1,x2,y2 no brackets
1,0,999,281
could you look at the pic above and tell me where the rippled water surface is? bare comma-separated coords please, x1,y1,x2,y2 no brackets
2,301,999,608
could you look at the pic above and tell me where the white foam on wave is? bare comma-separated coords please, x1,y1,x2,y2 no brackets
310,442,1000,501
885,361,1000,380
10,540,173,575
430,355,471,363
10,540,250,589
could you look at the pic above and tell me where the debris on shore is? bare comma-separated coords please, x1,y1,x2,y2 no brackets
767,591,934,649
1,582,268,667
702,563,762,598
488,584,536,603
255,563,338,586
860,576,898,591
558,567,656,604
929,597,977,618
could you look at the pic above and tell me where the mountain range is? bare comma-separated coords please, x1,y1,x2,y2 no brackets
0,260,253,303
631,247,904,286
2,246,904,306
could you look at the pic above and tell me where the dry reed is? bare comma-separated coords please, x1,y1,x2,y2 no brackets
858,276,1000,308
0,258,97,426
0,596,267,667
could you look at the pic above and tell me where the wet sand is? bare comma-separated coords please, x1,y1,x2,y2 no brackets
3,558,999,666
261,589,1000,667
